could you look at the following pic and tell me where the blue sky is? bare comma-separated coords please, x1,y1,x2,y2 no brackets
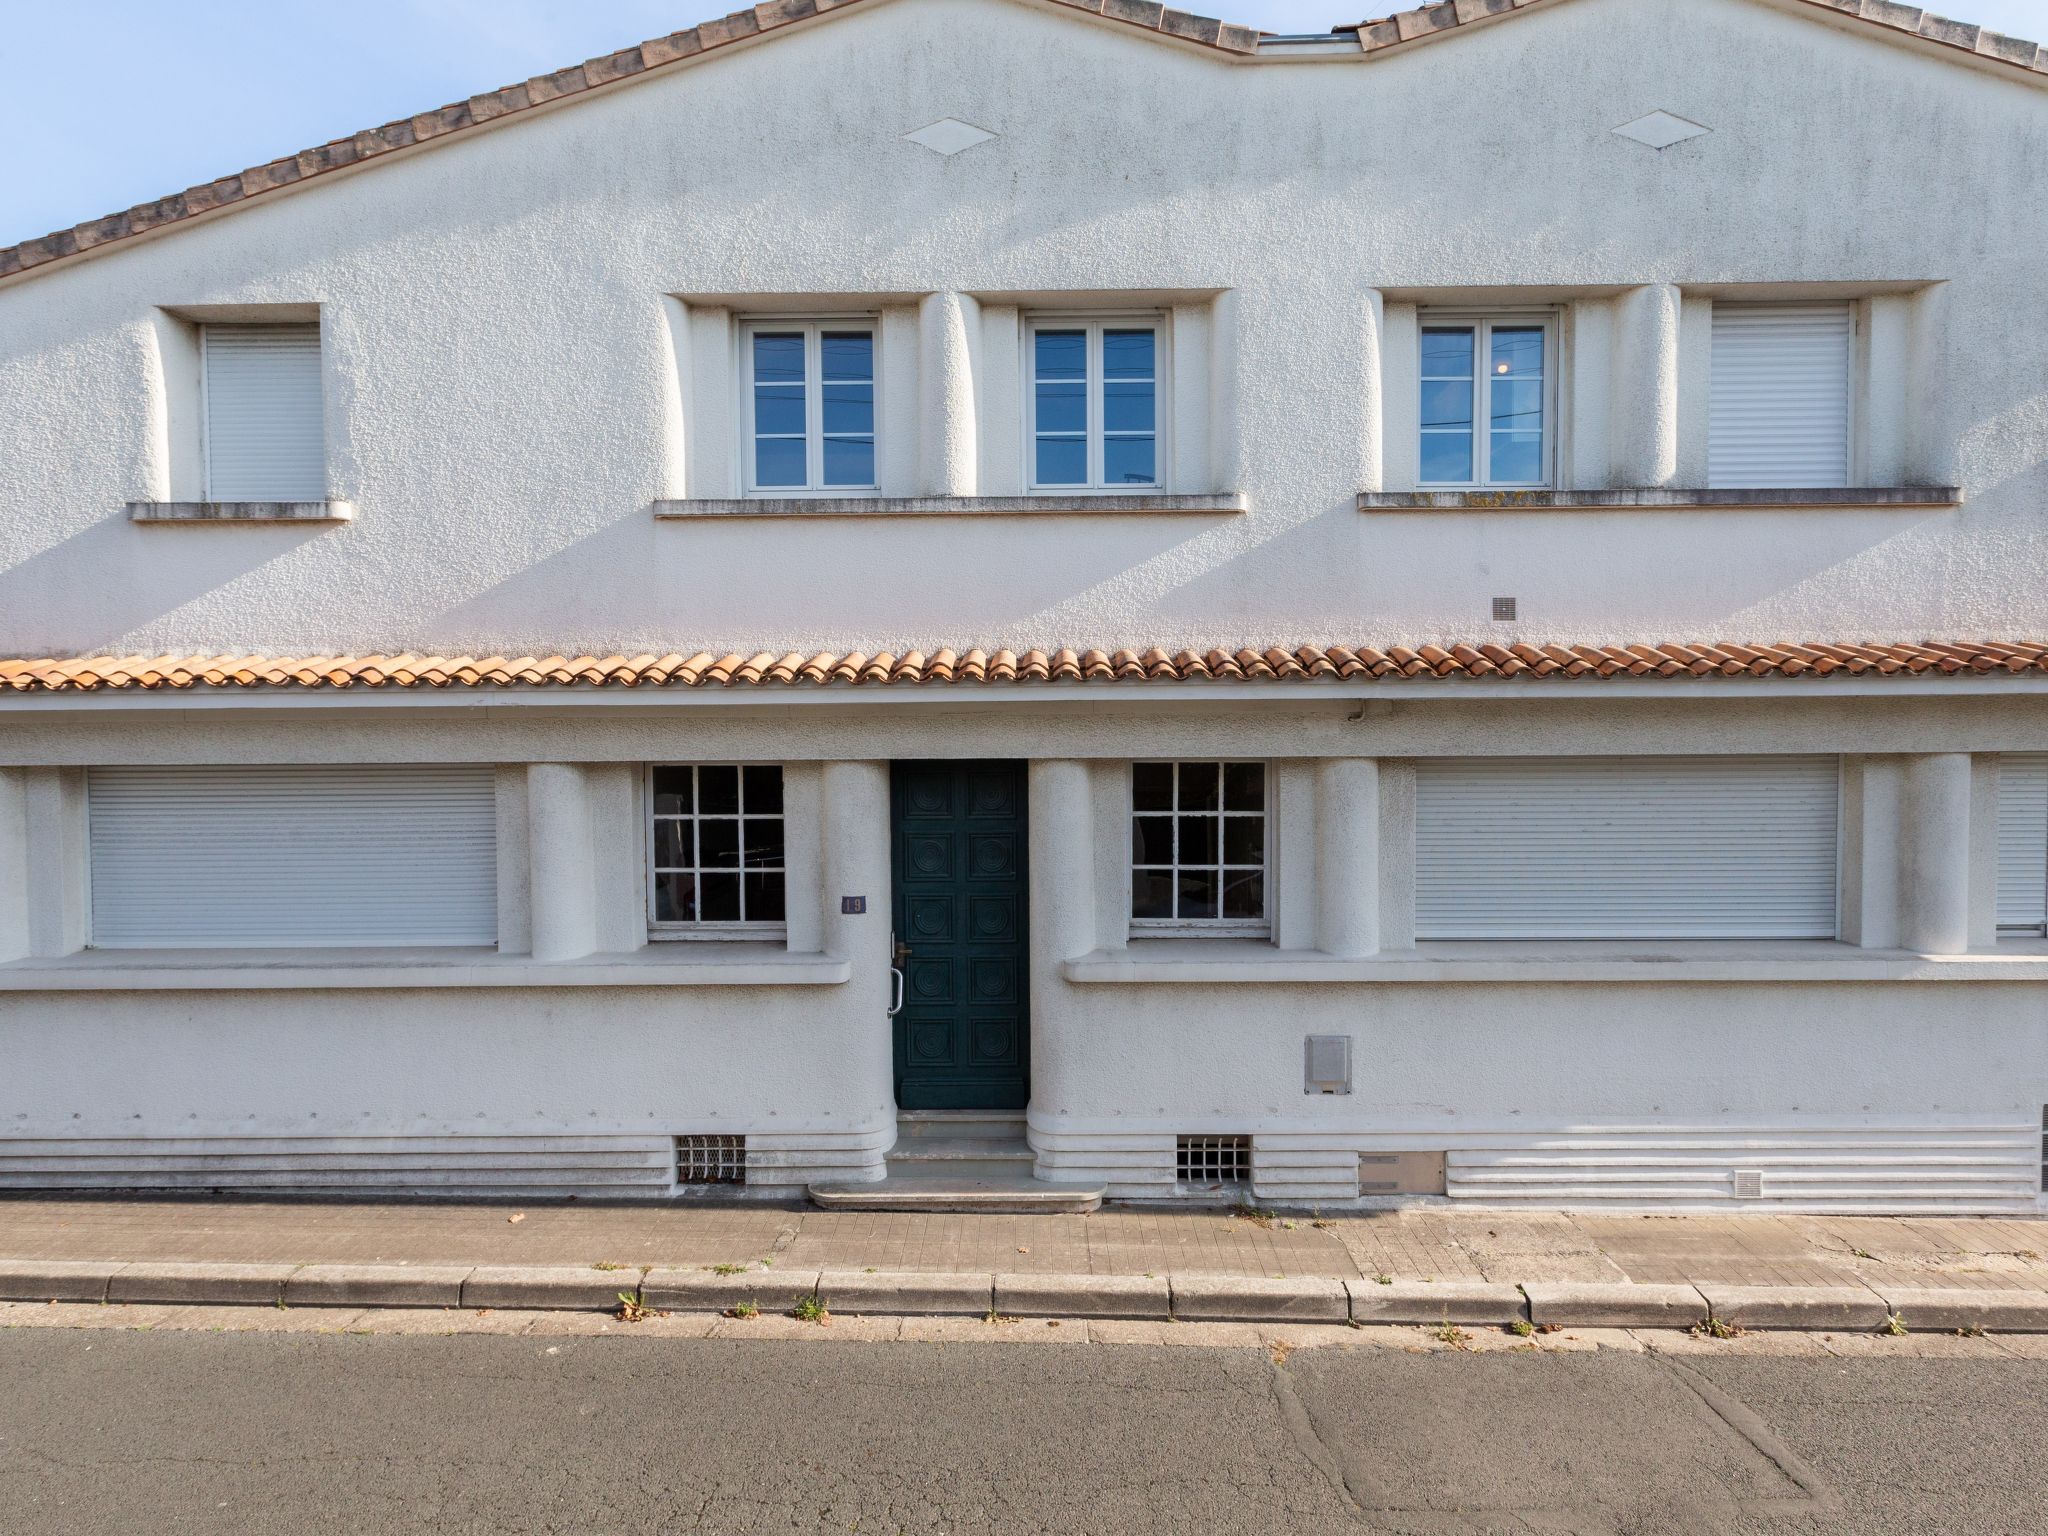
3,0,2042,246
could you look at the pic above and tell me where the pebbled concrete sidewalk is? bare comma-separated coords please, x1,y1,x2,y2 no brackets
2,1197,2045,1331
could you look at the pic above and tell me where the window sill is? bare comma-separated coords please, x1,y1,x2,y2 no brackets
128,500,354,524
1357,487,1962,513
654,493,1245,519
1060,938,2048,984
0,945,849,991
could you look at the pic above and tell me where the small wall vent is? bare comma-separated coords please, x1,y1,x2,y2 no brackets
1732,1168,1764,1199
1305,1035,1352,1095
677,1134,747,1185
1358,1151,1447,1196
1177,1134,1251,1188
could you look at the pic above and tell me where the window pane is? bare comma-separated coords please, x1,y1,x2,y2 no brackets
698,873,742,922
742,818,784,869
744,871,786,923
1133,815,1173,865
1103,436,1156,486
1131,868,1174,920
1222,762,1264,811
1490,378,1543,432
753,385,805,436
1490,432,1544,483
1223,816,1263,866
1034,330,1086,379
752,332,805,383
1420,432,1474,483
651,768,692,816
742,765,782,814
698,818,740,868
820,332,872,382
699,767,740,815
1176,869,1219,921
823,437,874,486
1133,763,1174,811
1222,869,1264,921
1103,380,1154,434
1178,816,1218,865
654,872,697,923
1420,380,1474,430
1178,764,1221,811
1035,380,1085,436
1103,329,1154,379
755,437,806,487
821,384,873,436
1491,327,1544,378
1421,328,1474,375
1035,436,1087,485
654,819,691,868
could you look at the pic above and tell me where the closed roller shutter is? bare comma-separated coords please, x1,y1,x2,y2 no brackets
1997,753,2048,933
202,324,326,500
1415,756,1840,940
89,765,497,948
1708,303,1851,489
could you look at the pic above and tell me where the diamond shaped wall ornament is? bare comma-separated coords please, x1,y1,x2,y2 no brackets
903,118,997,156
1611,111,1710,150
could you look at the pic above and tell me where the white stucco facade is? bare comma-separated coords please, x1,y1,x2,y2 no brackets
0,0,2043,1208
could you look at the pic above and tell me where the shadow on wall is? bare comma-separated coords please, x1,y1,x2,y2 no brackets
0,509,340,656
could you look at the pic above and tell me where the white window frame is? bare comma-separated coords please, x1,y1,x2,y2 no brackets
1025,314,1168,493
739,319,878,496
1417,311,1557,490
1127,760,1270,939
646,763,789,941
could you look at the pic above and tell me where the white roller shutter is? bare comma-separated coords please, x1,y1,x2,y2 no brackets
1415,756,1840,940
1997,753,2048,933
89,765,497,948
1708,303,1851,489
202,324,326,500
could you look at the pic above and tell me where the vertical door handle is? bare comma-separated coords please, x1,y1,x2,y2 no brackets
888,964,905,1017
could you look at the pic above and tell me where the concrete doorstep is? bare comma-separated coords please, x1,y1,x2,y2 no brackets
4,1259,2048,1333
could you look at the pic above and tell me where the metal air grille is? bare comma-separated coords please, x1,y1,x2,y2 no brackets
676,1135,747,1185
1177,1134,1251,1188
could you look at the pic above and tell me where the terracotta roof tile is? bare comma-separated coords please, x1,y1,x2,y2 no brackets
0,641,2042,695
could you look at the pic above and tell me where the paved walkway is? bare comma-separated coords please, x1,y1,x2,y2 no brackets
4,1196,2044,1294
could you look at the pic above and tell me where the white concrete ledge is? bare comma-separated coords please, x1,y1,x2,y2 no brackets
1357,487,1962,513
0,945,850,991
654,493,1246,519
1060,939,2048,984
127,500,354,523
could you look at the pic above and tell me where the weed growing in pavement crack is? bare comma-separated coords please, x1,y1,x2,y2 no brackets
1881,1311,1908,1337
793,1294,829,1324
1432,1318,1470,1349
1692,1316,1742,1340
593,1261,626,1272
1372,1273,1393,1286
725,1299,761,1320
616,1292,662,1324
1507,1318,1534,1338
983,1308,1017,1325
707,1263,748,1276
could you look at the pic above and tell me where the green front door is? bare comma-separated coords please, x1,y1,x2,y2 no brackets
891,760,1030,1111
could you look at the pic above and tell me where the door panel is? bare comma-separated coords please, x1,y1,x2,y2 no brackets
891,760,1029,1110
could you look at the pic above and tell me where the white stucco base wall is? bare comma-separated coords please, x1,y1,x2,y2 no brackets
1027,980,2048,1211
0,983,897,1196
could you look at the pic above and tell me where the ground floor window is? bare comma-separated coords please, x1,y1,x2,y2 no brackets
1414,755,1840,940
648,765,786,936
1130,761,1268,935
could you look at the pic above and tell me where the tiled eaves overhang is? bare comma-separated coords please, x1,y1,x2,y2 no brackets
2,642,2045,695
0,0,2041,286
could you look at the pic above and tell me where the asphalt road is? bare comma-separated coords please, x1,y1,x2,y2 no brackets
4,1330,2045,1535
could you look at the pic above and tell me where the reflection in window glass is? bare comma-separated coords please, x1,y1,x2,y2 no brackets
650,765,786,927
748,325,875,491
1032,322,1159,489
1131,762,1266,928
1419,319,1547,487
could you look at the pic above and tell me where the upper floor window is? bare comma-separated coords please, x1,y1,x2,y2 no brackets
743,323,875,493
1130,761,1267,935
201,324,325,500
1708,302,1851,489
1997,753,2047,937
1420,317,1551,487
649,764,786,936
1029,319,1162,490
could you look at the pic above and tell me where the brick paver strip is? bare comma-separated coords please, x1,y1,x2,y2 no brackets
1698,1284,1893,1331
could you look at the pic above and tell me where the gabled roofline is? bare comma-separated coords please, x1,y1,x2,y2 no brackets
0,0,2041,289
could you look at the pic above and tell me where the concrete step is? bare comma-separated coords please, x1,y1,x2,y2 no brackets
808,1174,1105,1214
888,1138,1035,1174
894,1110,1028,1142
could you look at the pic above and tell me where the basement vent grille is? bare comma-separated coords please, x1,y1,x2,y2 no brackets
1732,1168,1764,1199
676,1135,746,1185
1359,1151,1448,1196
1177,1134,1251,1188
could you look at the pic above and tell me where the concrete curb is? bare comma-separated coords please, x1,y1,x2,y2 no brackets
4,1259,2048,1331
